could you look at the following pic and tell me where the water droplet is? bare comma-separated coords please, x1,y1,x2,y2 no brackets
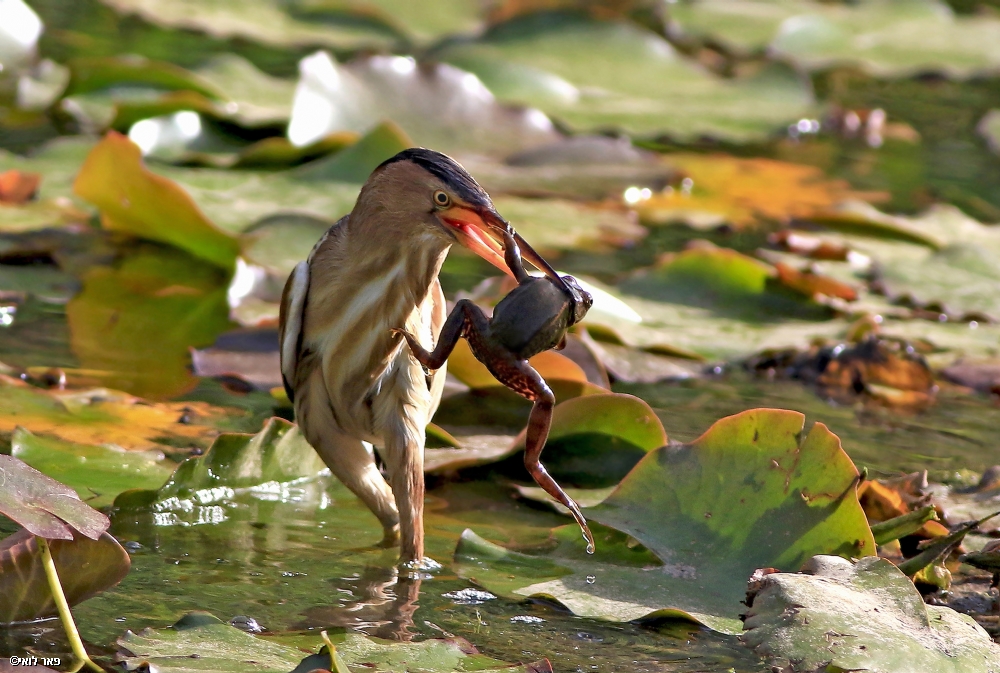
586,542,595,554
586,575,596,584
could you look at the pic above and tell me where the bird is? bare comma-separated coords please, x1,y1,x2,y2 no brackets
279,148,563,564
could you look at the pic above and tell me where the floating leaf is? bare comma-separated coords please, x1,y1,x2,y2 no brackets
287,51,560,156
437,13,813,142
0,455,109,541
446,338,590,390
67,245,234,399
0,169,40,204
457,409,874,632
113,417,326,514
979,109,1000,157
634,154,859,230
116,610,544,672
73,132,240,270
294,120,412,183
741,555,1000,671
669,0,1000,78
0,377,227,453
509,393,667,487
99,0,400,51
11,427,174,509
0,528,130,623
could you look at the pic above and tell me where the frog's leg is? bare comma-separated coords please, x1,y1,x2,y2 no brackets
393,299,487,371
501,229,531,283
497,360,595,553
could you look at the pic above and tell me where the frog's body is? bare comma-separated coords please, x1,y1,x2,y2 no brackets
395,229,595,552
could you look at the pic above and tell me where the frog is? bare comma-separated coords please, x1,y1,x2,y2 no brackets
394,228,596,553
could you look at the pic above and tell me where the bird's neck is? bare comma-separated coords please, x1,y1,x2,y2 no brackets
342,212,451,309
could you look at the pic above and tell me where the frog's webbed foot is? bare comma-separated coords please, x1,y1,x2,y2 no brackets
505,360,595,554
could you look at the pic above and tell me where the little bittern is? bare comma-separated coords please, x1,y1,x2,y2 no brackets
279,148,561,563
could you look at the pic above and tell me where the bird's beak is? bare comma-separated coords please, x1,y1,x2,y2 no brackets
438,206,563,283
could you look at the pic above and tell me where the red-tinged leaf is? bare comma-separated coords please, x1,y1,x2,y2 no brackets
0,455,109,541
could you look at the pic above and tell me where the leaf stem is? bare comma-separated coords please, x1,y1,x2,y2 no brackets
36,536,104,673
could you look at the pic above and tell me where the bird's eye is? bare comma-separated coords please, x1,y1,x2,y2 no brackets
433,190,451,208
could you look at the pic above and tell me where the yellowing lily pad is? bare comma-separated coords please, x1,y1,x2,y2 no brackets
456,408,874,633
73,131,240,270
0,377,225,452
634,154,859,230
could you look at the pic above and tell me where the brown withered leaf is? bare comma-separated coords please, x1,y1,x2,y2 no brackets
774,261,858,301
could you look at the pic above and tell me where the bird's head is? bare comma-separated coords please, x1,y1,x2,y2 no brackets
367,148,560,281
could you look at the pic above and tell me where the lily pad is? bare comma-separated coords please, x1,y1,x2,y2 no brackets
457,409,874,633
979,109,1000,156
0,454,109,541
0,377,229,453
0,527,130,623
99,0,400,51
741,555,1000,672
633,154,859,230
287,51,561,156
508,393,667,487
668,0,1000,78
10,427,174,508
116,610,544,672
113,417,327,515
73,132,240,269
437,12,814,142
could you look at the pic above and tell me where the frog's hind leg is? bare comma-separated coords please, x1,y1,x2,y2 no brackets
395,299,487,370
505,361,596,553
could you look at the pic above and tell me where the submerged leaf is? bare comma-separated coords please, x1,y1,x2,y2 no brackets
67,245,233,399
116,610,543,672
457,409,873,632
741,555,1000,672
0,528,130,623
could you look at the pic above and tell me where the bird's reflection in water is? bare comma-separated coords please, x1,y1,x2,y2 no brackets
297,565,423,641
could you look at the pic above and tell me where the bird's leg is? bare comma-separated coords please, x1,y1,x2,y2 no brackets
492,358,595,553
393,299,485,371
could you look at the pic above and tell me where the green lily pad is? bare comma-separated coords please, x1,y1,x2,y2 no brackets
741,555,1000,672
979,109,1000,156
508,393,667,487
286,51,561,156
99,0,400,52
668,0,1000,78
0,454,110,541
810,203,1000,319
0,527,130,623
10,427,174,509
436,12,814,142
294,120,412,183
73,132,240,270
457,409,874,633
113,417,327,515
116,610,544,672
66,245,233,399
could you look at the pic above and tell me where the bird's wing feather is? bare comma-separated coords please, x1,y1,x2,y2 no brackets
425,276,448,417
279,260,310,403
